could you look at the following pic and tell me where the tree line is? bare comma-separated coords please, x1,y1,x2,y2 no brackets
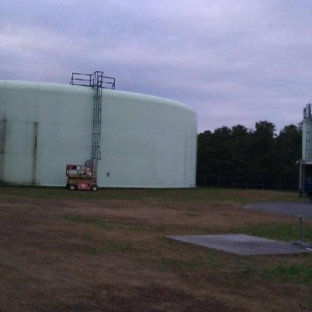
197,121,302,190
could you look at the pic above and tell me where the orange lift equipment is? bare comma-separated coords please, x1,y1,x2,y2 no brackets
66,162,98,191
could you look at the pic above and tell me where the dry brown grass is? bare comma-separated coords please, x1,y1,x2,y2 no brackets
1,187,312,311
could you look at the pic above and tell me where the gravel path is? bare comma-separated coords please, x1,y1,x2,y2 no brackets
245,202,312,219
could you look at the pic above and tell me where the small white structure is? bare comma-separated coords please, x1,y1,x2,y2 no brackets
302,103,312,160
0,80,197,188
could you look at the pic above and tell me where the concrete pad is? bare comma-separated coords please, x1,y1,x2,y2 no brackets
168,234,311,255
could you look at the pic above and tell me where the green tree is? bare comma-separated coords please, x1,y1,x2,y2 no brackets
197,120,302,189
230,125,251,177
276,124,302,177
249,121,277,178
197,130,213,176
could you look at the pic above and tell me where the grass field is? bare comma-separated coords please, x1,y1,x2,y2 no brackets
1,187,312,311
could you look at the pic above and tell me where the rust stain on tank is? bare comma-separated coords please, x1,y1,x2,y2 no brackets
32,122,38,185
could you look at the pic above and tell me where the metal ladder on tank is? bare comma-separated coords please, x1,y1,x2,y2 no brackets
70,71,116,177
91,71,103,173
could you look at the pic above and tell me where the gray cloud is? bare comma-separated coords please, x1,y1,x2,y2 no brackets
1,0,311,133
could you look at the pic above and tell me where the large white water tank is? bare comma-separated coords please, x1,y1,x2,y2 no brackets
0,80,197,188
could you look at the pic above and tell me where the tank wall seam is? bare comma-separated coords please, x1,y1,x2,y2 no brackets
0,118,7,182
32,122,38,185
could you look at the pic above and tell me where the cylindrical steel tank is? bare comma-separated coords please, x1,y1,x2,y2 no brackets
0,80,197,188
302,103,312,160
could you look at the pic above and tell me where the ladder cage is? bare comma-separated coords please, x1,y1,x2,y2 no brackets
69,70,116,178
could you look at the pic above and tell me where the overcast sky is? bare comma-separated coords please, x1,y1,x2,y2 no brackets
1,0,312,133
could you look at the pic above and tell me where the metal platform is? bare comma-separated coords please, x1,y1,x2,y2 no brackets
168,234,311,255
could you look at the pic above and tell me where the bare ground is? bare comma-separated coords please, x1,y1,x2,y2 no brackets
1,189,312,312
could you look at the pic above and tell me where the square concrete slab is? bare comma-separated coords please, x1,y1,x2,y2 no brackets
168,234,310,255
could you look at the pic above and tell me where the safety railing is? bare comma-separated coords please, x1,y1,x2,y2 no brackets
70,71,116,89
